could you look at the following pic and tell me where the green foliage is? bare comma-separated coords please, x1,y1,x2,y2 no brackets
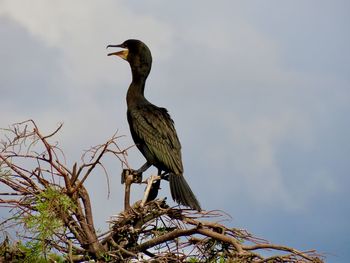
100,252,113,262
21,187,75,261
0,239,65,263
17,241,64,263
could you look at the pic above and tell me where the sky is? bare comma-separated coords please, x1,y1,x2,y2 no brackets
0,0,349,261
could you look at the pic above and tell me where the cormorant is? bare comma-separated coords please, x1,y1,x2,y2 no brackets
107,39,201,211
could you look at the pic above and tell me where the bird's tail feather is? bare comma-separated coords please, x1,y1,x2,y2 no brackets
169,173,201,211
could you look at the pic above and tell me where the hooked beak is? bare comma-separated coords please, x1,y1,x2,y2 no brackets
106,44,129,60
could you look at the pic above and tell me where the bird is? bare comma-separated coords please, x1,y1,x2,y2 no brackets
107,39,201,211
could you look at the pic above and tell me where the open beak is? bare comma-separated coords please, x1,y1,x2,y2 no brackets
106,44,129,60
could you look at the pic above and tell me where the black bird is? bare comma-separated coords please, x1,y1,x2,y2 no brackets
107,39,201,211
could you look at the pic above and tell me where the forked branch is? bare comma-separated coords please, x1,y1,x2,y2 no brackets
0,121,324,262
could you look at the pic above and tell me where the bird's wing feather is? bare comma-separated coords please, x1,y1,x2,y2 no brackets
128,104,183,174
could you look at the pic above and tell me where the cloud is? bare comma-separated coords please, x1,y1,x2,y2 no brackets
1,1,350,260
0,0,176,158
0,16,66,124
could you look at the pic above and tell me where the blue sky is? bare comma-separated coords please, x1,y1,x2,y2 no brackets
0,1,349,261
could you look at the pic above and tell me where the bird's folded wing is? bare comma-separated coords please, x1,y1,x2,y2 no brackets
128,105,183,174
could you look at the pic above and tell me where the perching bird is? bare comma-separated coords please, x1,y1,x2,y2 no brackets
107,39,201,211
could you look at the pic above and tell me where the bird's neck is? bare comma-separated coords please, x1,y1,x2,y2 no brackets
127,79,147,107
127,63,151,107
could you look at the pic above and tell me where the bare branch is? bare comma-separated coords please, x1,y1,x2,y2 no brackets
0,121,324,262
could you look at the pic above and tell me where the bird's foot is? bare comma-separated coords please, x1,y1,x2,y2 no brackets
121,169,143,184
160,173,170,181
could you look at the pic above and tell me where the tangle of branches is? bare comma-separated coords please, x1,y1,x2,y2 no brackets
0,120,324,262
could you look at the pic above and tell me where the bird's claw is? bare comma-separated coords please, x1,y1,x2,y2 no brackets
160,173,170,181
121,169,143,184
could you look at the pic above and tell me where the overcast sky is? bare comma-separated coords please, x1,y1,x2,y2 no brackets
0,1,349,262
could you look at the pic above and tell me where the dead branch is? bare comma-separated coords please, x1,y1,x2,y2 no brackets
0,120,127,260
103,199,324,262
0,121,325,262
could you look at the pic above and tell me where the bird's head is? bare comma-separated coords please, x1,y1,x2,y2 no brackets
107,39,152,78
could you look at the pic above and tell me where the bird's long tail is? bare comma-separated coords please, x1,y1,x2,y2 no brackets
169,173,201,211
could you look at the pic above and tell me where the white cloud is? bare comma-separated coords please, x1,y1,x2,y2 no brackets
1,2,349,256
0,0,174,97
